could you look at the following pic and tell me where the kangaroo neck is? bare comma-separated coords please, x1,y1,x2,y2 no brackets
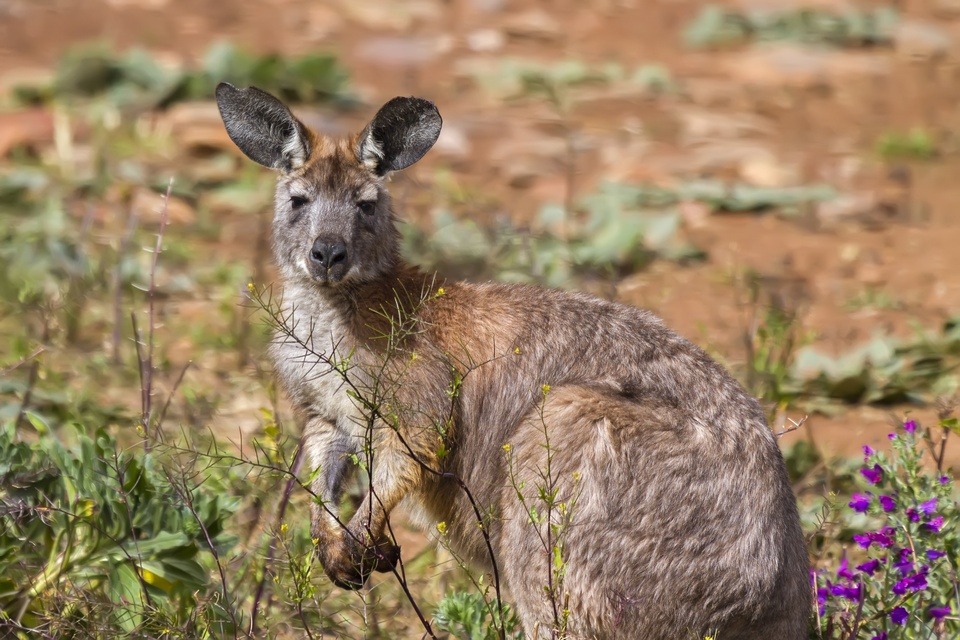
290,262,439,346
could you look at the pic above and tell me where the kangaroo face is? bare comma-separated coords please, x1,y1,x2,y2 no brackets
216,84,441,289
272,143,396,287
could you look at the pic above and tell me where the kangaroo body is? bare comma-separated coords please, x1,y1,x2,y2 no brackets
216,84,811,639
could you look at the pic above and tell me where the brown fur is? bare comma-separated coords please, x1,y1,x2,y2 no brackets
216,87,811,639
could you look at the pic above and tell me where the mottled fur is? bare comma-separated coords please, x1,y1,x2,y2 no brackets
216,84,811,639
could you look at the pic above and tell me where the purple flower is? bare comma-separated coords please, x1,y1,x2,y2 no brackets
892,548,913,576
940,475,951,485
816,585,830,616
891,606,909,625
849,493,871,513
871,634,888,640
926,549,946,561
862,444,875,459
903,419,917,434
837,557,855,581
854,527,896,549
923,516,945,534
919,498,938,514
857,559,882,575
861,464,884,485
888,432,897,440
879,495,897,512
892,567,929,595
831,583,862,602
929,604,951,620
907,507,920,522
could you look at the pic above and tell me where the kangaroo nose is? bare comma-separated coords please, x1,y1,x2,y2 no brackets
310,237,348,269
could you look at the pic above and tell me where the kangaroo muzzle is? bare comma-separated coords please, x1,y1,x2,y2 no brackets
308,235,349,284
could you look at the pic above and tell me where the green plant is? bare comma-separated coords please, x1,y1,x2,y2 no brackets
0,422,238,636
433,591,524,640
876,129,937,161
742,283,807,418
683,5,899,49
14,41,352,110
792,319,960,407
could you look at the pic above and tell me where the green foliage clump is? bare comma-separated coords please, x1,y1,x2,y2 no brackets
0,423,238,636
404,179,835,288
792,318,960,406
876,129,938,161
469,58,675,103
684,5,899,49
433,591,524,640
15,41,351,109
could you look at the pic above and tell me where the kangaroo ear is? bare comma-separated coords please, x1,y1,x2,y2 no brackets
357,97,442,175
215,82,310,171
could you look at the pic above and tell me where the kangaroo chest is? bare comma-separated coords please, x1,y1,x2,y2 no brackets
270,301,364,428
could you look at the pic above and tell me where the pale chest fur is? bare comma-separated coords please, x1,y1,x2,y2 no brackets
269,294,364,430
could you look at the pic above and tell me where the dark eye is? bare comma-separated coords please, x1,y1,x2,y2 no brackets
357,200,376,216
290,195,309,209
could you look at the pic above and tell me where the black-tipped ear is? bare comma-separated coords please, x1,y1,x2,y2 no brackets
357,97,442,175
215,82,310,171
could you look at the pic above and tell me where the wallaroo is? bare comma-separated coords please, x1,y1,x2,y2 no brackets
216,82,810,639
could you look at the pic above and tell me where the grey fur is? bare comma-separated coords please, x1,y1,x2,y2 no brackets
217,87,811,639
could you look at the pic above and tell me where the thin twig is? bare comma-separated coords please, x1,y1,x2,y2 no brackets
112,204,139,363
1,346,44,376
132,178,173,449
249,438,306,636
15,320,49,431
775,415,808,438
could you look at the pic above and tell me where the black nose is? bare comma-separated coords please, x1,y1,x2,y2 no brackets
310,237,347,270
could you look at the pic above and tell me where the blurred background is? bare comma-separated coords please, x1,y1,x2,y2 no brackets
1,0,959,636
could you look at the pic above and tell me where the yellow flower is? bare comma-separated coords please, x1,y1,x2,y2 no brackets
513,346,521,355
436,521,447,535
246,282,255,291
436,287,446,297
280,523,288,533
502,443,512,453
541,384,552,395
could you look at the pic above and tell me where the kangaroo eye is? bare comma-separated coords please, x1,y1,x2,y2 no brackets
290,195,309,209
357,200,376,216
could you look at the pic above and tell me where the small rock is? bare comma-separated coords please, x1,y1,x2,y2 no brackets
934,0,960,18
504,10,562,42
502,157,542,189
816,193,877,226
105,0,169,7
466,28,506,53
339,0,418,31
490,131,566,188
723,45,829,89
355,36,441,68
894,21,954,62
678,107,772,143
739,153,799,188
305,4,346,40
434,124,471,159
0,108,54,156
678,200,712,230
163,102,234,153
467,0,506,12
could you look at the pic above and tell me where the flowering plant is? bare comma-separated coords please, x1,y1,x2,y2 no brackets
815,418,958,639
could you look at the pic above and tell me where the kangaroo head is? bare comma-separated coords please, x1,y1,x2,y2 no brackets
215,83,442,288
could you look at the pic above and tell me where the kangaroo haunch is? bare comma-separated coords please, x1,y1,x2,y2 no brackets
215,82,810,639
